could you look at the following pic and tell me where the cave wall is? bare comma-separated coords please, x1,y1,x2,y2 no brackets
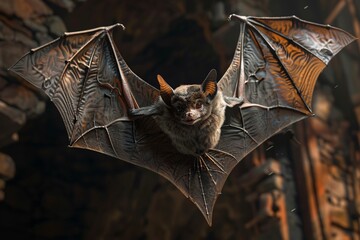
0,0,359,239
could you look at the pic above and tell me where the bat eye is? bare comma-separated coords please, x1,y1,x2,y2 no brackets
195,102,203,109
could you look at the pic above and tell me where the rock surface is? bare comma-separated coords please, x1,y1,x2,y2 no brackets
0,0,359,239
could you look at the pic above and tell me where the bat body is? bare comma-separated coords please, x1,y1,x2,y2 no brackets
132,69,226,156
10,16,355,225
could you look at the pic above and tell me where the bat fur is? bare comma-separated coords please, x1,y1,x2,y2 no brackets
131,70,226,156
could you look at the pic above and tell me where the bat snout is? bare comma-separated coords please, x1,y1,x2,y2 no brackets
185,111,194,119
181,110,201,125
185,109,200,119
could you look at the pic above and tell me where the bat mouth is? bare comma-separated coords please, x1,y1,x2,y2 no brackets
182,118,201,125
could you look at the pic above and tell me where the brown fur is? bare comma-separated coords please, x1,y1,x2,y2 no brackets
154,85,226,156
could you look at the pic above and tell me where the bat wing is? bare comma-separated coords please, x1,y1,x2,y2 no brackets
9,23,234,225
9,17,355,226
214,14,355,216
218,15,355,159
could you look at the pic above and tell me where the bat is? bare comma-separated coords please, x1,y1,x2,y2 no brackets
131,69,227,156
9,15,355,225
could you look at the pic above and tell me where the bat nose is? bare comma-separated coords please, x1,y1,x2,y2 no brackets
185,110,199,121
186,112,194,118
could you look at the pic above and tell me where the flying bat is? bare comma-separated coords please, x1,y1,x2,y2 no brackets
9,15,355,225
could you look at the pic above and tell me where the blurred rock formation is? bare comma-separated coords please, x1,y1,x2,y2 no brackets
0,0,359,239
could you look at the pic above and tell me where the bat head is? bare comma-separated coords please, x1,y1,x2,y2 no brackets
157,69,218,125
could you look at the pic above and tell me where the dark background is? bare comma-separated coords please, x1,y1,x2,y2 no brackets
0,0,359,239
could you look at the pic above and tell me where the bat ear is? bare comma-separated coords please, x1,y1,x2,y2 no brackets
201,69,218,100
157,74,174,106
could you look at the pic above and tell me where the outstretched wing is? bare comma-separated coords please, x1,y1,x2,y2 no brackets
214,14,355,216
8,23,231,225
9,24,158,143
218,15,355,157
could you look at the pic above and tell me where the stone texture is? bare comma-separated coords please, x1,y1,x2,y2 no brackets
47,0,77,12
0,153,15,179
0,0,359,239
0,1,13,16
0,0,78,213
0,84,45,118
0,100,26,136
0,42,30,69
23,19,48,33
13,0,52,20
45,16,67,36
